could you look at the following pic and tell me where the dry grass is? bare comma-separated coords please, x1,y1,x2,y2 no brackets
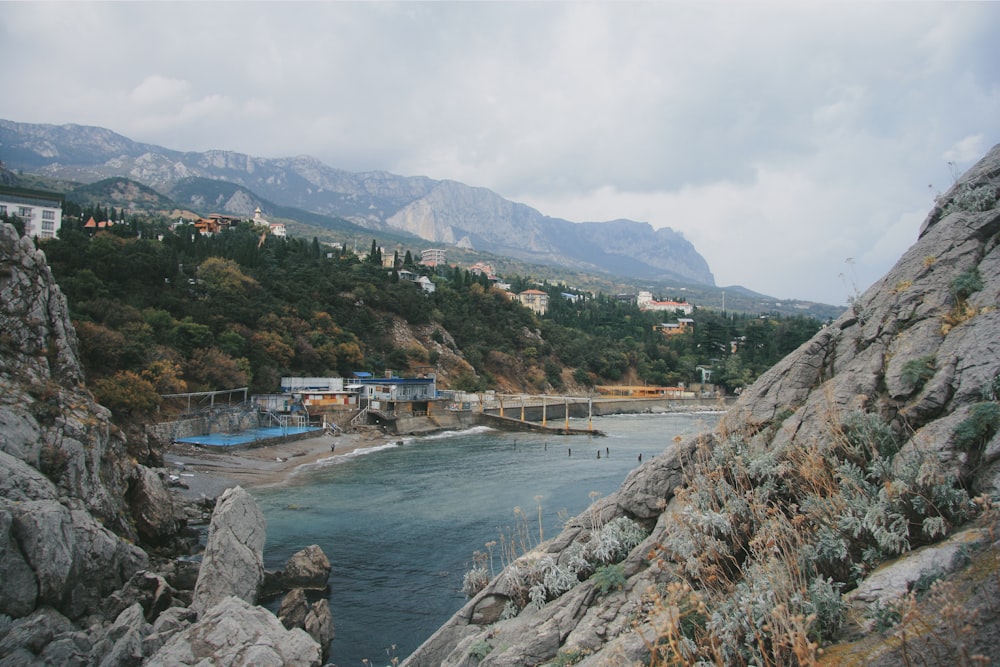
638,403,983,667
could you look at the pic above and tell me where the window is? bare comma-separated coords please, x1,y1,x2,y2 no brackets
42,210,55,220
41,220,55,232
18,206,32,217
0,205,7,215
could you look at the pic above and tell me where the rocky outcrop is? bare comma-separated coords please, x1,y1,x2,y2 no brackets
277,588,335,656
144,595,322,667
0,222,329,665
190,486,266,614
280,544,332,591
403,145,1000,665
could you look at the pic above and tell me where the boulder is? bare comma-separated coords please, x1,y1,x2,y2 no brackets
91,602,151,667
0,606,75,659
277,588,310,630
281,544,331,590
277,589,334,657
125,466,179,548
0,508,38,618
190,486,266,614
303,599,334,654
144,596,321,667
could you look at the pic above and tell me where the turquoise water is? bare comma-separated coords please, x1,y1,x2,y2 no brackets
253,412,719,666
175,425,322,447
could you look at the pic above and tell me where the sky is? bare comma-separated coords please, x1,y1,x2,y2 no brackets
2,2,998,306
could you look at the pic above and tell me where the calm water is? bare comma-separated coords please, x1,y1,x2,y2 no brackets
253,412,719,666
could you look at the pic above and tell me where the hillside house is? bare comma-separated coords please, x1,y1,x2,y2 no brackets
654,318,694,336
252,207,286,237
518,289,549,315
421,248,447,267
0,186,63,239
637,291,694,314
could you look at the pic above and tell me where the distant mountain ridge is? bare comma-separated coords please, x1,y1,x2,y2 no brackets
0,119,714,285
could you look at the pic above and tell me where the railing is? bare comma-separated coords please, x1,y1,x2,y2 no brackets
350,406,370,426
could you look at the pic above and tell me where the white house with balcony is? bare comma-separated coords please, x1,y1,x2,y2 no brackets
0,186,63,239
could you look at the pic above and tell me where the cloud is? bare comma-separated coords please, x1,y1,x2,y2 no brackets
943,135,987,165
1,1,998,305
130,75,191,107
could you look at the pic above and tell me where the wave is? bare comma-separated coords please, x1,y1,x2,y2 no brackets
294,441,402,471
415,425,496,441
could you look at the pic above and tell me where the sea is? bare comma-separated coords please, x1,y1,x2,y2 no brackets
252,411,721,666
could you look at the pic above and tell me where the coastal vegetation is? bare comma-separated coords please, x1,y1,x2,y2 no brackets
26,211,821,420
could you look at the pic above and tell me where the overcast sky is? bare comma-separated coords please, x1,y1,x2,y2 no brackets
2,2,998,305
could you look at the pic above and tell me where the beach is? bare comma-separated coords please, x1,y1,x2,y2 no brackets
164,429,398,500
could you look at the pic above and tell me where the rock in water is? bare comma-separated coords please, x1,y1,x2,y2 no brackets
282,544,332,590
191,486,265,613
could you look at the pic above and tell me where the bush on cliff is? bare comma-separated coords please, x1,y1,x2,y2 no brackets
642,407,984,666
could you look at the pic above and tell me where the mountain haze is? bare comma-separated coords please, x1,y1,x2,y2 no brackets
1,119,714,285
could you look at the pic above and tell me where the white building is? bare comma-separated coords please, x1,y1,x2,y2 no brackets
636,291,694,315
253,207,286,237
0,186,63,239
421,248,446,267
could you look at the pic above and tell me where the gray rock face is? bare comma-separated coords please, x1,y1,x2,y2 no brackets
0,224,138,537
191,486,266,613
144,596,321,667
403,146,1000,665
0,508,39,617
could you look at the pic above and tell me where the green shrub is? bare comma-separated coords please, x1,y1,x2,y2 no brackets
953,402,1000,452
469,639,493,661
591,563,626,596
949,268,984,302
900,355,936,393
939,182,997,217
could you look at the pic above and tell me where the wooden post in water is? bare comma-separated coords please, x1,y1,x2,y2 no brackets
588,397,593,431
564,398,569,429
542,396,547,427
520,395,525,422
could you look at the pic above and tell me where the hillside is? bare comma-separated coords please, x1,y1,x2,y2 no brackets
401,146,1000,665
1,119,714,285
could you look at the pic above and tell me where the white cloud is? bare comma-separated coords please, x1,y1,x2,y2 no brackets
130,75,190,107
943,135,986,165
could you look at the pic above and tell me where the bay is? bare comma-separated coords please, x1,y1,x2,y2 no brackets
254,411,720,666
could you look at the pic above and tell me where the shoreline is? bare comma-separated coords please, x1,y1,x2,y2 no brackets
163,408,729,501
165,429,399,500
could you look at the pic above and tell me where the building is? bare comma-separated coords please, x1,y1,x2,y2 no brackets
252,207,286,237
518,289,550,315
0,186,63,239
653,318,694,336
351,372,439,418
421,248,447,267
636,291,694,315
595,385,694,399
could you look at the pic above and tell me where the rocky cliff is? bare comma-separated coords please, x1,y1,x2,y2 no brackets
402,146,1000,666
0,223,331,665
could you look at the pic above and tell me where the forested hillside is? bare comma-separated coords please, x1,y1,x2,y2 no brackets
13,211,821,420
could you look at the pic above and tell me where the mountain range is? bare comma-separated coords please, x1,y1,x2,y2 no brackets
1,119,714,285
